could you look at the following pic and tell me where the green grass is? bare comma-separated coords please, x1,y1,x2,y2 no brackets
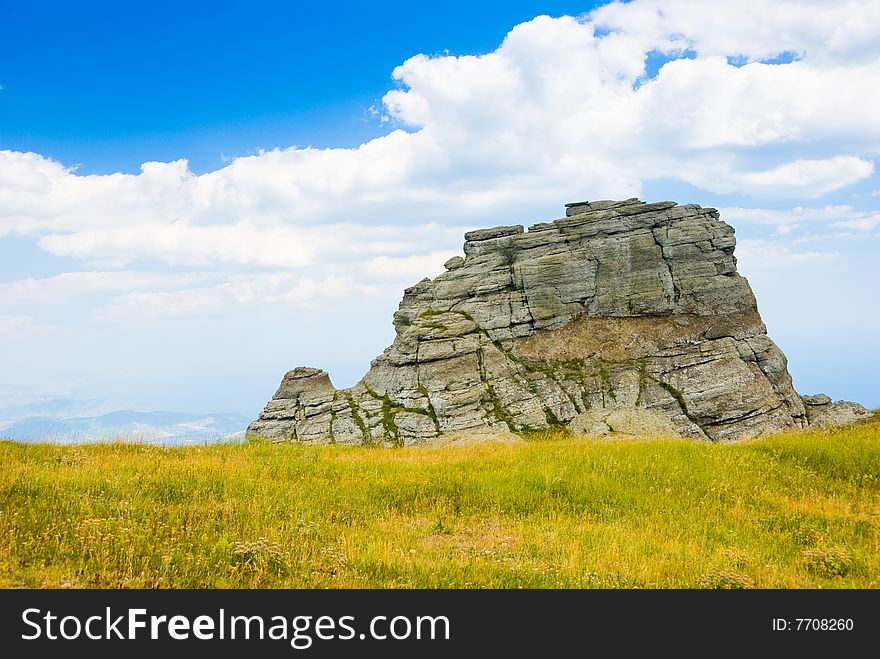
1,416,878,588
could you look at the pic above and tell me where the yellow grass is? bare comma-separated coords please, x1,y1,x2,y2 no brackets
1,415,878,588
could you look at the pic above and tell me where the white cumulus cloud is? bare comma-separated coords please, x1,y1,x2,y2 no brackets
833,213,880,231
0,1,877,278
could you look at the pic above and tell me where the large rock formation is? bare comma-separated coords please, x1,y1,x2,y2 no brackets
248,199,866,444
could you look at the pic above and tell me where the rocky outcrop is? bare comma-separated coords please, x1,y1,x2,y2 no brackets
248,198,864,445
801,394,872,428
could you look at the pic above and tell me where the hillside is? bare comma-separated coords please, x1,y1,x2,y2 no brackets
1,415,878,588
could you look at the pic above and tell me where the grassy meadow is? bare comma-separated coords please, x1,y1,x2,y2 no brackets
1,415,879,589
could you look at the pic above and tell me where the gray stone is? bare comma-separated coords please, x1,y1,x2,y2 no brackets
570,408,681,438
804,400,872,427
565,198,641,215
444,256,465,270
463,225,524,241
421,428,526,447
802,393,832,406
248,199,858,445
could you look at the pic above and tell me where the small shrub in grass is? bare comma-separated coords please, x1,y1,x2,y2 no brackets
791,525,824,547
697,569,754,589
802,546,853,578
719,547,749,569
231,538,287,576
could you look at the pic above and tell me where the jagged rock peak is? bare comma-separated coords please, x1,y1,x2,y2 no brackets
248,199,868,445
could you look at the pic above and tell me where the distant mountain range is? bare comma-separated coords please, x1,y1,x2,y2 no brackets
0,396,250,445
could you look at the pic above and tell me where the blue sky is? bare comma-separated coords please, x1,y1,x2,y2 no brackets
0,1,594,174
1,0,878,421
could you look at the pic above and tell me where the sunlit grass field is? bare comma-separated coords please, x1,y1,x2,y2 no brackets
1,414,878,588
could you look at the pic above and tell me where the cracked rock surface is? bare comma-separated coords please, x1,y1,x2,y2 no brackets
248,199,866,444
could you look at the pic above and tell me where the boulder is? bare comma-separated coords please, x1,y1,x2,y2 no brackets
569,408,681,438
248,199,860,445
803,399,872,428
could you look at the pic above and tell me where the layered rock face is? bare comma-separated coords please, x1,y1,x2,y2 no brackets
249,199,856,444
